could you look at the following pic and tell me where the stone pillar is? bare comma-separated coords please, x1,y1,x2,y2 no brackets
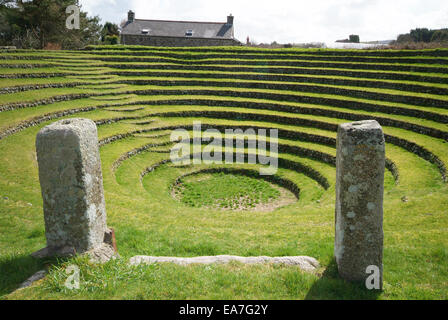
335,120,384,288
34,118,108,257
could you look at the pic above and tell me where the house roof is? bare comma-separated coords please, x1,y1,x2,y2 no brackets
121,19,234,39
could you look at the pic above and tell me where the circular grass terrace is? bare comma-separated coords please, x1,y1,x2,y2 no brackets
0,46,447,300
171,169,296,211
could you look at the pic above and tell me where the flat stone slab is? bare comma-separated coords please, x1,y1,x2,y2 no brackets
129,255,320,272
31,245,76,259
87,243,119,264
31,228,118,264
16,270,47,290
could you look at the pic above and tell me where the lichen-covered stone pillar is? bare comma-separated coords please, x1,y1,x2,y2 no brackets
34,118,107,256
335,120,385,288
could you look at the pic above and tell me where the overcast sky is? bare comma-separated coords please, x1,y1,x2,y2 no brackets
79,0,448,44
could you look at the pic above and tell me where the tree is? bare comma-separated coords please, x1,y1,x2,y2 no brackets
431,29,448,42
349,35,360,43
101,22,119,43
395,27,448,44
396,33,413,43
0,0,27,46
0,0,102,49
60,11,102,49
410,28,433,42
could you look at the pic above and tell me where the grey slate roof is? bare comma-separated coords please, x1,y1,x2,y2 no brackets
121,19,234,39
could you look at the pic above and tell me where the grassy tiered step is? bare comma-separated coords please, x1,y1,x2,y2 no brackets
0,46,447,300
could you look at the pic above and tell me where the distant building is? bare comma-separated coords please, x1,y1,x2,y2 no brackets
120,11,240,47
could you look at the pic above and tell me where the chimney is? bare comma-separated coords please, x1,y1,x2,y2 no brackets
128,10,135,23
227,14,234,25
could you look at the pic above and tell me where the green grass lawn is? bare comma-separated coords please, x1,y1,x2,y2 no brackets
173,172,282,210
0,46,447,300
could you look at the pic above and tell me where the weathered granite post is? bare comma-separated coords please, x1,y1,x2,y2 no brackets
335,120,384,288
32,118,116,262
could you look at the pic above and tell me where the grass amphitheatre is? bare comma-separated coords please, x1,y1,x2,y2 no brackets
0,45,447,300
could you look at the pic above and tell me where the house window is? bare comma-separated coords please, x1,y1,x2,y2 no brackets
141,29,149,34
185,29,193,37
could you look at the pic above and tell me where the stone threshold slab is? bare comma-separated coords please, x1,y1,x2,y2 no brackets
129,255,320,272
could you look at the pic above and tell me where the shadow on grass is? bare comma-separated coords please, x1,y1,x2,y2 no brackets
0,252,65,298
305,259,382,300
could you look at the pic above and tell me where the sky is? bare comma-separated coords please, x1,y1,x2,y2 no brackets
79,0,448,44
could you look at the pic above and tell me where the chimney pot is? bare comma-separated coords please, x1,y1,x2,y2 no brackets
128,10,135,22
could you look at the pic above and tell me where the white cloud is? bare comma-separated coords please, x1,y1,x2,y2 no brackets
79,0,448,43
